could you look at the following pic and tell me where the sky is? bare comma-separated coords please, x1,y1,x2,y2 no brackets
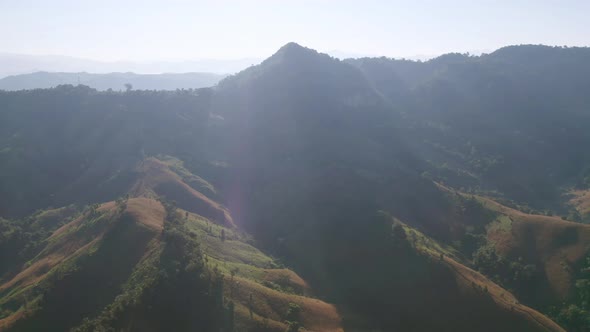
1,0,589,62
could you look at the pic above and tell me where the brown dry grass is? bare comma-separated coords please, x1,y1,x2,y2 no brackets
0,198,166,331
48,201,116,240
227,276,343,332
130,158,234,227
475,196,590,300
434,190,590,306
233,302,287,331
262,268,311,295
125,197,164,231
0,238,101,293
569,189,590,216
0,308,26,331
0,201,120,293
440,254,565,332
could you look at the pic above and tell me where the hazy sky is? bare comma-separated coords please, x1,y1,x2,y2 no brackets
1,0,589,61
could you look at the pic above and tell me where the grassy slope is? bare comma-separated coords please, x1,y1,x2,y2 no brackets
434,182,590,304
133,159,342,330
472,195,590,302
0,162,569,332
442,256,564,332
0,198,163,331
0,195,342,332
397,220,565,332
129,158,344,328
126,167,561,331
27,205,79,231
130,157,234,227
182,209,342,332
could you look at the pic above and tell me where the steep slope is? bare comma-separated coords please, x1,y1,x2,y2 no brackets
0,198,164,331
205,43,565,331
181,209,343,332
427,184,590,309
474,194,590,305
289,208,564,332
399,220,564,332
349,46,590,210
0,197,343,332
0,205,80,279
130,157,234,227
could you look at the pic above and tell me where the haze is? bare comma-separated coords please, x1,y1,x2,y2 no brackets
2,0,589,63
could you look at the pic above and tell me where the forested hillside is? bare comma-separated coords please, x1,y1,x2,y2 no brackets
1,43,589,331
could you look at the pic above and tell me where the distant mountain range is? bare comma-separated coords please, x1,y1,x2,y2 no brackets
0,71,227,91
0,53,262,78
0,50,461,80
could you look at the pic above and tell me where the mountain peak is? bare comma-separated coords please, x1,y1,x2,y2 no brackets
277,42,306,52
269,42,322,62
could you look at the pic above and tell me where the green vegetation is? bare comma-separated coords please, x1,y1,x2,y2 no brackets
473,245,539,294
551,254,590,332
0,205,80,277
402,222,460,260
0,85,212,218
157,155,218,197
66,199,232,332
284,302,302,332
3,43,590,331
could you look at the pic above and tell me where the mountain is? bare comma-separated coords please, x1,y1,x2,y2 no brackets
348,45,590,209
0,53,261,78
0,178,342,332
0,72,226,91
1,42,590,331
